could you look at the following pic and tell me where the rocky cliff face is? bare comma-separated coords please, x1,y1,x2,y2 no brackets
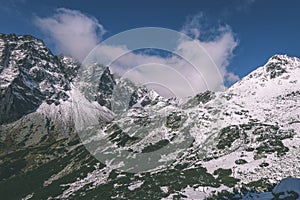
0,34,114,150
0,34,299,199
0,34,80,124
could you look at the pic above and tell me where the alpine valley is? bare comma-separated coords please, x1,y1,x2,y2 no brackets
0,33,299,200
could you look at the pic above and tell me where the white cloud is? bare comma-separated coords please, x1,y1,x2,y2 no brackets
83,14,239,98
34,8,105,61
180,14,239,85
35,9,239,98
181,13,204,39
226,72,240,83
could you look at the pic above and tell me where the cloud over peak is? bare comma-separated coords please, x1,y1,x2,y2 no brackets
34,8,105,61
34,9,240,97
180,13,239,84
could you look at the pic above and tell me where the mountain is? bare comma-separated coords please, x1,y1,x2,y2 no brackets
0,34,113,151
0,34,299,200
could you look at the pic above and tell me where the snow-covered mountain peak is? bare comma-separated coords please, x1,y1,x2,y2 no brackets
223,55,299,129
228,54,299,96
264,54,300,78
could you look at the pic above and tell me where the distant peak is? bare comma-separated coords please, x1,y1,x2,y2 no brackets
267,54,300,66
269,54,289,61
265,54,300,79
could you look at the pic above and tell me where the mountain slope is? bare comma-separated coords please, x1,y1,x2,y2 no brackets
0,34,299,199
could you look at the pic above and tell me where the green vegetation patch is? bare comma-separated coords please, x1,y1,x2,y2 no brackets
217,125,240,150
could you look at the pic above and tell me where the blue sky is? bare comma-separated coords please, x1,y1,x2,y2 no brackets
0,0,299,82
